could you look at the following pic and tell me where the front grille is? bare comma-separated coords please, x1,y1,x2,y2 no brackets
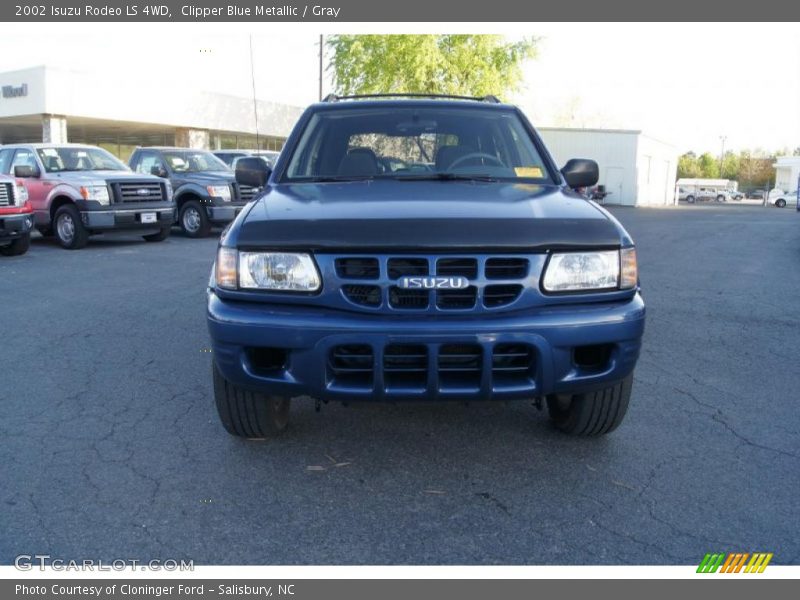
438,344,483,388
329,341,537,394
236,183,259,202
436,258,478,278
384,344,428,388
389,287,429,309
336,257,379,279
492,344,536,386
334,254,532,312
484,285,523,308
436,287,477,309
486,258,528,279
329,344,373,387
388,258,428,278
114,182,165,203
342,284,381,307
0,183,12,207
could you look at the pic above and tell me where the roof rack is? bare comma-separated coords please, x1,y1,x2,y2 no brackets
322,93,502,103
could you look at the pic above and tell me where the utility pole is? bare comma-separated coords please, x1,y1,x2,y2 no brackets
718,135,727,178
318,34,324,101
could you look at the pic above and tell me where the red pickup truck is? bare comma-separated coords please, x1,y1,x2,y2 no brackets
0,173,33,256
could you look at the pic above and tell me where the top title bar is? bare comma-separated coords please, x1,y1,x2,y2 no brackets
2,0,798,21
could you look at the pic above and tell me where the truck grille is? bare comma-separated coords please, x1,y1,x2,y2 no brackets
335,255,531,312
328,341,537,393
113,182,165,203
0,183,12,207
235,183,259,202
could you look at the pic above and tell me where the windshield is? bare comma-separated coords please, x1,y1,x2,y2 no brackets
37,147,128,173
162,151,229,173
283,106,553,183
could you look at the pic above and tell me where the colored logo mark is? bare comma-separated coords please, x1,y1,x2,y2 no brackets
697,552,773,573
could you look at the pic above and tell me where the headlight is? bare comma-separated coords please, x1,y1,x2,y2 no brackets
207,185,232,201
215,248,321,292
14,181,28,204
79,185,110,205
542,248,637,292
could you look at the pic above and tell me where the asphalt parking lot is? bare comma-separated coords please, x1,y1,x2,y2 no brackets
2,204,798,565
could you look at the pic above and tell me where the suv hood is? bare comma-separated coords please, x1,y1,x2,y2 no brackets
172,171,234,185
49,170,162,184
234,180,625,251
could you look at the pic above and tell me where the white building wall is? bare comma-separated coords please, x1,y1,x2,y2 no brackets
538,128,639,206
774,157,800,192
635,133,679,206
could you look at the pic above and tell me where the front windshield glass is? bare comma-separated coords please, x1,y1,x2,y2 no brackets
162,151,229,173
283,106,553,183
37,147,128,172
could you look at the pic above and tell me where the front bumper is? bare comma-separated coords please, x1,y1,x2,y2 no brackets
81,206,175,230
207,203,247,223
0,210,34,240
208,292,646,402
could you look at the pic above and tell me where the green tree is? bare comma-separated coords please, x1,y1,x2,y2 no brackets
327,35,537,98
697,152,720,178
677,152,700,178
720,151,740,180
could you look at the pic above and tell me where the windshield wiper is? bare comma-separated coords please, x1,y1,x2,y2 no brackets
386,172,498,182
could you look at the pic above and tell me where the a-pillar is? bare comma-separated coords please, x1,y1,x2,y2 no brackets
42,114,68,144
175,128,210,149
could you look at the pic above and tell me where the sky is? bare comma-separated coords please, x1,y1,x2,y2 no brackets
0,23,797,155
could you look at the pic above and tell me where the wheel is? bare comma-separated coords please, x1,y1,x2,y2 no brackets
0,233,30,256
142,226,171,242
775,199,786,208
716,195,725,202
686,195,695,204
179,200,211,237
546,374,633,436
212,363,290,438
53,204,89,249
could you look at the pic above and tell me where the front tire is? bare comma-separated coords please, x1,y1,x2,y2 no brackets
546,375,633,436
179,200,212,238
143,226,171,242
686,195,695,204
775,199,786,208
0,233,30,256
716,194,726,203
212,363,290,439
53,204,89,250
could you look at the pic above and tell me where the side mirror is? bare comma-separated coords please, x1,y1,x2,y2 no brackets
235,156,271,188
150,165,168,178
561,158,599,189
14,165,39,178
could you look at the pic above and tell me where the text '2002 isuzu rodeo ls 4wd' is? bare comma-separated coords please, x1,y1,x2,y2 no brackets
207,95,646,438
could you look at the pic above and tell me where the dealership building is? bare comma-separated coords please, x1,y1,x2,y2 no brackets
0,65,303,161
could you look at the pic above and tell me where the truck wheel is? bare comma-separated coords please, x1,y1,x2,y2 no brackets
686,195,695,204
716,194,725,202
775,199,786,208
0,233,30,256
53,204,89,250
546,374,633,436
179,201,211,238
212,363,290,438
143,226,171,242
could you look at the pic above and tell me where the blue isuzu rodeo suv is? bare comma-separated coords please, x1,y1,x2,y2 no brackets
207,95,645,438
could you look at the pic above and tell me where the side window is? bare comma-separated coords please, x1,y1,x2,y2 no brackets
11,149,37,172
135,152,163,175
0,148,13,174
